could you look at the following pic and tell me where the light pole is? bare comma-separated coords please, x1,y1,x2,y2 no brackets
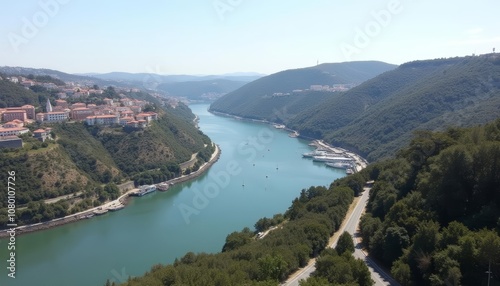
486,260,492,286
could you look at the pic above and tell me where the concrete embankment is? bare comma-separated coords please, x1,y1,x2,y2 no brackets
0,144,221,238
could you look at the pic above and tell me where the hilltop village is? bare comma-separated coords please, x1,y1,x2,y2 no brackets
0,75,158,148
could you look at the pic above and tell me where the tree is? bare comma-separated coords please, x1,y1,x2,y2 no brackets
336,231,355,255
258,254,288,281
440,221,469,247
299,276,330,286
255,217,271,232
391,259,412,286
222,229,252,252
478,230,500,268
360,214,382,248
383,226,410,264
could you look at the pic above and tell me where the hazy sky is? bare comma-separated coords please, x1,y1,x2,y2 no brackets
1,0,499,75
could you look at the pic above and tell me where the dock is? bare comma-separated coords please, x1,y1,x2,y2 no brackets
304,140,368,174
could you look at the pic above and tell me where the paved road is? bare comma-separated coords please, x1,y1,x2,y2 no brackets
283,188,399,286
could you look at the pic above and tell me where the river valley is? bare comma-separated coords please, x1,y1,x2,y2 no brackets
0,104,345,286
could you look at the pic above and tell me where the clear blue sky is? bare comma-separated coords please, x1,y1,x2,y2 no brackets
1,0,499,75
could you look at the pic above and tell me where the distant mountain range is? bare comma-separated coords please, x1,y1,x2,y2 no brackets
0,67,264,100
156,79,248,100
0,66,117,87
210,55,500,161
80,72,264,83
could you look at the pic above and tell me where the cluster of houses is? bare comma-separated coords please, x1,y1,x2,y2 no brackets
271,84,356,97
0,75,162,148
0,118,51,148
38,97,158,128
5,75,143,99
0,97,158,148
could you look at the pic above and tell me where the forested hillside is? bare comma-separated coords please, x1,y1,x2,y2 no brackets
209,61,395,119
289,54,500,161
358,119,500,285
109,176,375,286
0,77,39,107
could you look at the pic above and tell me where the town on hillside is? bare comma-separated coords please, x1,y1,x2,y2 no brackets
271,83,356,97
0,75,159,149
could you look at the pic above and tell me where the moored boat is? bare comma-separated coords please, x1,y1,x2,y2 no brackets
325,162,353,169
132,185,157,197
302,150,331,158
312,156,354,163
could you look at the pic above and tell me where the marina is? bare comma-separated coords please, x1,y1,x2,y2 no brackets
302,140,368,174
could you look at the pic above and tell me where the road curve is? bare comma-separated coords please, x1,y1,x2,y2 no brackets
283,188,399,286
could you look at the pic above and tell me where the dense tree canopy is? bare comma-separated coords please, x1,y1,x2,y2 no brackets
359,119,500,285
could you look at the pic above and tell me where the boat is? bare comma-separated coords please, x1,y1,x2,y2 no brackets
346,168,354,175
288,131,299,138
132,185,157,197
312,156,355,163
84,214,94,219
325,162,353,169
273,124,285,129
302,150,331,158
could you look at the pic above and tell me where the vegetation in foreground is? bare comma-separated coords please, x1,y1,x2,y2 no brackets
109,175,376,286
359,119,500,285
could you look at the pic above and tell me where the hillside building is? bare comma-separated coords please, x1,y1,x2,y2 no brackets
0,127,29,137
85,115,119,126
0,136,23,148
70,108,94,121
2,110,27,122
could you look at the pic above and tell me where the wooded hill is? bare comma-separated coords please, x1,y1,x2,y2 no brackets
358,119,500,285
0,77,40,107
211,55,500,162
209,61,396,119
291,54,500,161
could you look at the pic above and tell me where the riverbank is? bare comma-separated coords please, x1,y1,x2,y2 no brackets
0,144,221,238
209,109,368,172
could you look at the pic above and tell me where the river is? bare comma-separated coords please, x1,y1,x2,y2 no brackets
0,104,345,286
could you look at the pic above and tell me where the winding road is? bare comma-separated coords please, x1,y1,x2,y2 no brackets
283,188,400,286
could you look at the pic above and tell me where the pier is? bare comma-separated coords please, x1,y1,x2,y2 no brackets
305,140,368,174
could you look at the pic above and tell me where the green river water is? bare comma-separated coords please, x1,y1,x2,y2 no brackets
0,104,345,286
